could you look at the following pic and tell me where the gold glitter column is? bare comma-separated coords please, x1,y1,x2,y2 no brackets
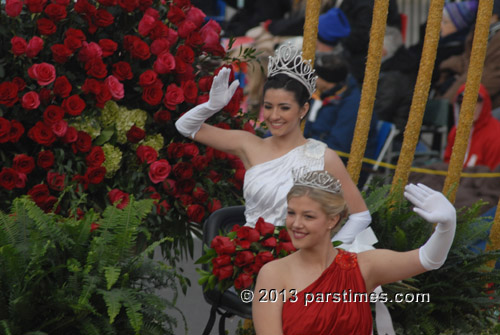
442,0,493,203
485,200,500,267
391,0,444,194
302,0,321,65
347,0,388,184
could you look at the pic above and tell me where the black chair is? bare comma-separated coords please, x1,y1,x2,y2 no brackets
201,205,252,335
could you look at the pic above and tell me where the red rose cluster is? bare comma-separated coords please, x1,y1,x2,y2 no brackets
0,0,255,249
198,218,296,292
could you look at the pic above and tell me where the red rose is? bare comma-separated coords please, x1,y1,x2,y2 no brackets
176,45,195,65
211,235,236,255
167,5,185,25
94,8,114,27
192,186,208,203
138,13,156,37
78,41,103,62
234,251,255,267
177,179,195,194
28,184,50,204
118,0,138,12
236,226,261,243
85,166,106,184
9,120,25,143
51,120,68,137
255,218,275,236
148,159,171,184
12,77,26,91
212,254,232,268
0,82,19,107
153,52,175,74
255,251,274,267
72,174,89,192
104,76,124,100
142,86,163,106
136,145,158,164
126,125,146,143
85,58,108,79
139,70,159,87
38,88,53,105
178,20,197,39
179,194,193,206
64,36,83,52
16,173,27,189
13,154,35,174
277,241,296,254
223,86,244,116
235,239,251,249
162,178,176,195
62,126,78,144
62,94,86,116
40,196,59,213
213,265,233,280
52,76,72,98
187,204,205,223
278,229,292,242
156,200,171,215
28,121,56,146
44,4,67,22
82,78,101,95
0,168,18,190
90,222,100,232
112,61,133,81
153,109,171,123
150,38,171,56
166,142,183,159
234,273,254,290
99,39,118,57
192,155,209,170
198,76,213,92
200,19,221,44
37,150,55,169
186,6,206,28
47,171,65,191
86,146,105,167
65,28,86,42
51,44,73,64
73,131,92,153
208,170,222,183
181,80,198,104
243,121,256,134
5,0,23,17
11,36,27,56
129,39,150,60
96,85,112,108
37,18,57,35
163,83,184,110
173,162,193,180
183,143,199,158
150,21,170,41
261,237,277,248
97,0,116,6
26,0,47,13
21,92,40,110
108,189,130,209
26,36,44,58
208,198,222,213
28,63,56,86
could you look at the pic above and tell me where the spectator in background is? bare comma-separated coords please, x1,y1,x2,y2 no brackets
444,84,500,171
333,0,401,85
431,1,479,96
437,1,500,110
374,26,418,137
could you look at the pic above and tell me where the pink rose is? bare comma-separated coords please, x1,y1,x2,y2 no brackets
104,75,124,100
28,63,56,86
26,36,44,58
51,119,68,137
150,38,171,56
186,6,206,28
138,14,156,37
148,159,171,184
108,189,130,209
21,91,41,110
153,52,175,74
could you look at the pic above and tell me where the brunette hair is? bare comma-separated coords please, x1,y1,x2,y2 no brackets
263,73,311,107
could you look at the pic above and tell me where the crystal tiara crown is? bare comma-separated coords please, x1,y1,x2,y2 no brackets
268,43,318,98
292,168,342,194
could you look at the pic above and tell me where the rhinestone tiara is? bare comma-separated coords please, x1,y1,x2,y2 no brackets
292,168,342,194
268,43,318,98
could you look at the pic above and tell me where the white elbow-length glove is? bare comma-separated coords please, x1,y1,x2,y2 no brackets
333,210,372,244
175,67,240,139
404,183,457,270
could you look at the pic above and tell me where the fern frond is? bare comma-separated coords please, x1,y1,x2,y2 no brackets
120,290,143,333
98,289,122,325
104,266,121,290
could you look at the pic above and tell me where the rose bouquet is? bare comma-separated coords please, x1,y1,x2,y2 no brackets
196,218,296,293
0,0,256,258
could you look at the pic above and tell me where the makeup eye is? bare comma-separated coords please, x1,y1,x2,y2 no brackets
263,104,272,110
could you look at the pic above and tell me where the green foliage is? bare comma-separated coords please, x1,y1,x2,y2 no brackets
365,184,500,334
0,197,184,335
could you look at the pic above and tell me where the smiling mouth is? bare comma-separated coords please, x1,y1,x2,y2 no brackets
292,230,307,239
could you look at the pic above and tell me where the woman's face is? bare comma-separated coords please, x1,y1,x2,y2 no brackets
262,88,307,137
286,195,337,249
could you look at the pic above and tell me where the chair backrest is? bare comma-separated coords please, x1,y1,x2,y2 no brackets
373,120,399,171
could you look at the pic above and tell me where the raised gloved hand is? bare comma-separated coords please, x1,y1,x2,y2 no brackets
207,67,240,111
404,183,456,270
175,67,240,139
